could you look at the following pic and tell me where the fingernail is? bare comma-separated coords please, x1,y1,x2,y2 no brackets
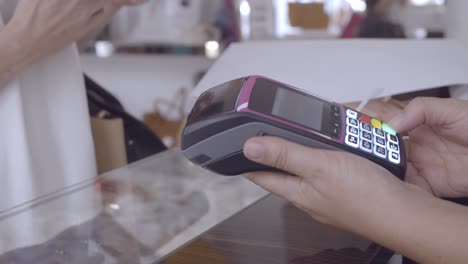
244,142,265,161
389,113,404,131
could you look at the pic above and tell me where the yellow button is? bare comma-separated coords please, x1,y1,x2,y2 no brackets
371,118,382,129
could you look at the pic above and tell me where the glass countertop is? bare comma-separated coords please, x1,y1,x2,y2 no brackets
0,149,268,263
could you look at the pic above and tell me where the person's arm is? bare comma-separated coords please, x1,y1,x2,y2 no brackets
0,0,149,87
0,0,147,88
243,135,468,264
357,183,468,263
77,0,147,50
0,0,109,89
76,4,119,50
0,24,34,88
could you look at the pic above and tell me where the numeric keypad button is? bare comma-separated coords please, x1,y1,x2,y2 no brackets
347,117,359,128
346,109,358,119
374,136,385,147
374,145,387,159
361,122,372,132
361,131,372,141
373,127,385,138
389,151,400,164
345,134,359,148
387,142,399,152
360,140,372,153
347,126,359,136
387,134,399,144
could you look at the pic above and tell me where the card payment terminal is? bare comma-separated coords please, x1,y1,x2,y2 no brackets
181,76,406,178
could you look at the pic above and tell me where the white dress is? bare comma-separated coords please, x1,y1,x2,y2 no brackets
0,0,98,253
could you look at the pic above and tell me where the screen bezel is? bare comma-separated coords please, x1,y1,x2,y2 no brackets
248,78,335,137
186,78,245,125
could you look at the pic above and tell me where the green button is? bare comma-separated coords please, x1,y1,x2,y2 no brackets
382,123,396,135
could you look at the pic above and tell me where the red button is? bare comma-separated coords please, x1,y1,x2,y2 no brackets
359,115,371,124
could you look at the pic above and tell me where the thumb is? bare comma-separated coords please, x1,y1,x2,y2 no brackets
388,97,465,133
243,136,330,177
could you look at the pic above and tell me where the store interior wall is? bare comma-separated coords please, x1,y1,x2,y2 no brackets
82,55,213,120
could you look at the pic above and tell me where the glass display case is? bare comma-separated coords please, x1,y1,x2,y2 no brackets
0,149,268,263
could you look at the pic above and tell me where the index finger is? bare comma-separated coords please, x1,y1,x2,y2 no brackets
389,97,468,133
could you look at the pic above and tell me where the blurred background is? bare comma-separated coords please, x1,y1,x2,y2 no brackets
81,0,451,166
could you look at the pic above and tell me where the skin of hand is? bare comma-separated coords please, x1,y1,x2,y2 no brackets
6,0,146,60
242,136,411,232
6,0,112,63
0,0,146,87
348,97,468,198
388,97,468,198
242,97,468,229
242,125,468,263
77,0,148,49
242,97,468,263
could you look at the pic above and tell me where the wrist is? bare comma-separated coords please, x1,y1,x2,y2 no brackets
357,182,468,263
346,176,412,236
2,21,36,67
0,21,38,87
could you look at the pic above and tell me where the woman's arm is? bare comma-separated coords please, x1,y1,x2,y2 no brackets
77,0,147,50
0,0,111,89
0,24,34,88
0,0,149,88
76,4,119,50
0,0,149,87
